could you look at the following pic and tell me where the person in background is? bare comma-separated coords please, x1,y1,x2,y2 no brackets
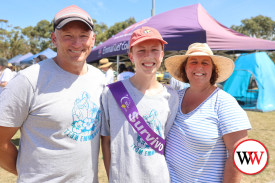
164,43,251,183
117,63,135,81
101,26,179,182
170,76,190,91
35,54,48,63
99,58,114,84
8,63,17,79
127,65,135,73
0,5,105,183
0,58,13,94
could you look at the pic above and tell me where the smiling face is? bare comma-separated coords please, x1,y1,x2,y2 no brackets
185,56,214,85
128,39,164,76
51,21,95,71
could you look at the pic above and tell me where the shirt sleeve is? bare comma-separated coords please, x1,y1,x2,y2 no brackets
217,91,252,136
0,69,13,82
117,74,122,81
0,74,34,127
164,86,179,137
100,87,111,136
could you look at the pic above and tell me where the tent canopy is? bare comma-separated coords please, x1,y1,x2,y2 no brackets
8,54,22,64
20,48,57,65
223,52,275,112
8,53,34,65
87,3,275,63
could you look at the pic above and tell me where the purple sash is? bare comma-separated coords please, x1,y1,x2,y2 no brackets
108,81,166,155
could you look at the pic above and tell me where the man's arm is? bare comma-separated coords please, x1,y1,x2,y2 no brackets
101,135,111,179
223,130,248,183
0,126,20,175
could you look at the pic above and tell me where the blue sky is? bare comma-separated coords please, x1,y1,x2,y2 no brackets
0,0,275,30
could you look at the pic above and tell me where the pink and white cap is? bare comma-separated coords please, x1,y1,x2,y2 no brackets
53,5,93,30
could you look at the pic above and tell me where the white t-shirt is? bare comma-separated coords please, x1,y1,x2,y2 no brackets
101,79,179,183
105,69,114,84
165,88,252,182
170,77,189,91
0,59,105,183
0,68,13,94
117,71,135,81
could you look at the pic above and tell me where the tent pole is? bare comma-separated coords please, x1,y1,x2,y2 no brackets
116,55,119,80
152,0,155,16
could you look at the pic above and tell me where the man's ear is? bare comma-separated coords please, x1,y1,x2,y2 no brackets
91,33,95,47
51,32,57,47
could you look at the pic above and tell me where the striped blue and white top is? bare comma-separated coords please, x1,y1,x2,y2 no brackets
165,87,251,183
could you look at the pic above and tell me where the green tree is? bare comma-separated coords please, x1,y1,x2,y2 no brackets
231,15,275,41
105,17,136,40
0,19,10,58
93,19,108,46
0,20,29,59
93,17,136,46
8,26,30,58
21,20,53,53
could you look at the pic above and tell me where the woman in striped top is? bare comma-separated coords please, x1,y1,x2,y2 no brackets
164,43,251,183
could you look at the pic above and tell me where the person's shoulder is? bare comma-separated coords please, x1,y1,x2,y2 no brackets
216,88,236,101
164,84,179,99
3,68,12,74
19,63,40,76
215,88,241,109
88,64,105,77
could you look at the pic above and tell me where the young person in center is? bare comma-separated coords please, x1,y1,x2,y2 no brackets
101,26,179,182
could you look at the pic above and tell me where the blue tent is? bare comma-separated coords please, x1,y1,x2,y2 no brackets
223,52,275,112
9,52,33,65
20,48,57,65
8,54,22,64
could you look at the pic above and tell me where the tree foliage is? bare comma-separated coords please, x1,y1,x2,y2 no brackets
21,20,54,53
0,20,29,58
93,17,136,46
2,15,275,61
0,17,136,59
231,15,275,40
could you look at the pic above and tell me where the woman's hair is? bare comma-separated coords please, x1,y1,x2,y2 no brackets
118,64,127,74
180,58,218,85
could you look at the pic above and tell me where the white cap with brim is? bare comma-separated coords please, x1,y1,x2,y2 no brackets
53,5,93,30
55,17,93,30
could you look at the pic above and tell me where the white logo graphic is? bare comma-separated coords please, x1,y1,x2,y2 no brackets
233,139,268,175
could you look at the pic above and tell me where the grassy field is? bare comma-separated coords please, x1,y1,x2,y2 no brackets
0,111,274,183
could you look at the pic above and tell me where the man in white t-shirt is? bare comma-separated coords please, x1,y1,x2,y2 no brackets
0,5,105,183
0,58,13,94
99,58,114,84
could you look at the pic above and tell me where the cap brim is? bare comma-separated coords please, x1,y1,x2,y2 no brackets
130,37,167,48
55,17,93,30
165,54,234,83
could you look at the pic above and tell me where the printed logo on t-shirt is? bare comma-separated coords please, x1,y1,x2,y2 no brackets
64,91,101,142
130,109,163,156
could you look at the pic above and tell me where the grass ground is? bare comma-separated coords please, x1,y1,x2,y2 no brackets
0,111,274,183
